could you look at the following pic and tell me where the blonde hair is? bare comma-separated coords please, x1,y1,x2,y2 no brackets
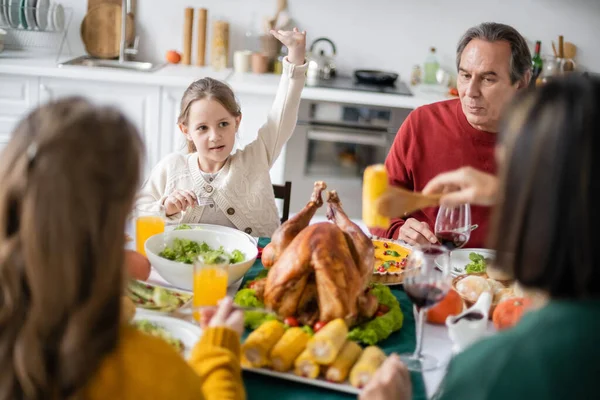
0,97,143,399
177,77,241,153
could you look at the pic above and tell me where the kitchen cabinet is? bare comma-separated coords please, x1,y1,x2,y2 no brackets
0,75,40,152
159,86,188,158
38,78,161,174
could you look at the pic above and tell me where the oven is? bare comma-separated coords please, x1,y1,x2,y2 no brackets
284,100,411,219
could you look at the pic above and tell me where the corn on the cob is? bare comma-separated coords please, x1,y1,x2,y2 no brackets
241,320,285,367
269,327,310,372
306,318,348,364
349,346,386,388
294,348,320,379
325,341,362,383
363,164,390,229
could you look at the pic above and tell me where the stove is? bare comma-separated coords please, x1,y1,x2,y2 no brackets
307,76,413,96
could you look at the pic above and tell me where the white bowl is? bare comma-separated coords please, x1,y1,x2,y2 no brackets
145,227,258,291
133,311,202,359
167,223,258,246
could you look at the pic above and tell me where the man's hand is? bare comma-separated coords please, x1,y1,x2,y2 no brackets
422,166,498,207
398,218,438,246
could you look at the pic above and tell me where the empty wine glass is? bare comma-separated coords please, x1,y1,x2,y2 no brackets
434,204,471,250
400,244,451,372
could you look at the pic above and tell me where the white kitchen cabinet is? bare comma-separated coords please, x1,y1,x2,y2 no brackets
38,78,161,175
0,75,40,153
235,92,287,186
159,86,188,158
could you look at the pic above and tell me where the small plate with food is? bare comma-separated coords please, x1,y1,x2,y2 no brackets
436,248,495,277
132,312,202,359
370,237,411,285
127,280,192,313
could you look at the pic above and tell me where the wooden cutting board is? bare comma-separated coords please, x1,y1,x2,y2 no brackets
81,3,135,59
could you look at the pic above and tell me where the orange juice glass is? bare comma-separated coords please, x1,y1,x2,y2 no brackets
135,205,166,256
193,256,229,321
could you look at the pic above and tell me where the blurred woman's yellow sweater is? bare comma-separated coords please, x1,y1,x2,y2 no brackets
85,325,245,400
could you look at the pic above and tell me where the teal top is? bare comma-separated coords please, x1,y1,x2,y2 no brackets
434,300,600,400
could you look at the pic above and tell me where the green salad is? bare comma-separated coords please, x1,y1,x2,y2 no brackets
133,320,185,354
465,252,488,274
234,274,403,345
159,238,245,264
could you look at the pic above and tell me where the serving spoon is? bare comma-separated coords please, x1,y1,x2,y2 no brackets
374,186,442,218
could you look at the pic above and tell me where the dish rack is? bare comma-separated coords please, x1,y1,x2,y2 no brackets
0,4,73,63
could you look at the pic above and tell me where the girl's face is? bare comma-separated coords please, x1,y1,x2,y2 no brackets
180,98,241,172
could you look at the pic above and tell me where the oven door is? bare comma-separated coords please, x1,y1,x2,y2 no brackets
284,124,394,219
304,125,392,180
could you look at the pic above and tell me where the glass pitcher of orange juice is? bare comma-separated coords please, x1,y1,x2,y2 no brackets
193,255,229,321
134,204,166,256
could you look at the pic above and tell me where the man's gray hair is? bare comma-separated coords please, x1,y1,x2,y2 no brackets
456,22,531,84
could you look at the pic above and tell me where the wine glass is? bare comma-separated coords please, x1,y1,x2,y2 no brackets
400,244,451,372
434,204,471,250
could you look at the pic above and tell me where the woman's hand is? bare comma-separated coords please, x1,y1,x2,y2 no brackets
199,297,244,337
164,189,197,217
422,167,498,207
270,27,306,65
359,354,412,400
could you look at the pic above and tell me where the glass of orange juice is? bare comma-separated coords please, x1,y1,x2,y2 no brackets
193,255,229,321
134,204,166,256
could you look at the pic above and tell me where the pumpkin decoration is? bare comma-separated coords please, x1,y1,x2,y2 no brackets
427,289,463,325
492,297,532,330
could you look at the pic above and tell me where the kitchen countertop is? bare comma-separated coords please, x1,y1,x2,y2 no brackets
0,53,450,108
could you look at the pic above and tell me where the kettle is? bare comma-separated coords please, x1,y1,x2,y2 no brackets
307,37,337,82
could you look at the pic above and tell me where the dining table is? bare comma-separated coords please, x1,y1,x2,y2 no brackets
141,233,496,400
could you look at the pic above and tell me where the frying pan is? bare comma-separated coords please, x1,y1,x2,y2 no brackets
354,70,399,85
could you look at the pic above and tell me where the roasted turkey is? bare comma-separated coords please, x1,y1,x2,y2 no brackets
257,182,377,326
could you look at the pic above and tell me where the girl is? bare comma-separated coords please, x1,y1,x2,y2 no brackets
0,98,244,400
136,28,308,237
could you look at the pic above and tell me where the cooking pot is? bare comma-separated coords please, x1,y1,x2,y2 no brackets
307,37,336,82
354,70,398,86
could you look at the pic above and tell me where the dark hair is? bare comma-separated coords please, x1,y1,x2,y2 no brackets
0,98,143,399
456,22,532,84
489,74,600,298
177,77,241,153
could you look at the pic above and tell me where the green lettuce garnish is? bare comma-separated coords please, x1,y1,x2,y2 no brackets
465,252,487,274
159,238,245,265
234,288,275,329
347,284,404,345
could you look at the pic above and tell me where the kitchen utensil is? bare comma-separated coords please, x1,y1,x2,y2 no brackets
251,52,268,73
354,70,398,85
446,291,491,354
18,0,27,29
34,0,48,31
557,35,564,58
563,42,577,59
87,0,121,11
307,37,336,82
52,3,64,31
211,20,229,70
7,0,20,28
195,7,207,66
260,33,282,61
80,3,134,59
182,7,193,65
551,41,557,57
374,186,442,218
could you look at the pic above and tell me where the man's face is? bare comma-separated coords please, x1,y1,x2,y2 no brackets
457,39,527,132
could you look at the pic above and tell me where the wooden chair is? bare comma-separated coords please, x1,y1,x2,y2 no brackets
272,181,292,223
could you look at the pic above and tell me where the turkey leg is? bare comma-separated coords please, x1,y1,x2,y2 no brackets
262,181,327,268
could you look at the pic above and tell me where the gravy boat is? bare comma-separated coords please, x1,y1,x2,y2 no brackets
446,291,492,354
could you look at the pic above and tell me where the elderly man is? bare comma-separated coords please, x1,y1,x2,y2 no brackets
370,22,531,247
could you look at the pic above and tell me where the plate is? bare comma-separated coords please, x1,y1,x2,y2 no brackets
128,280,192,312
52,3,63,31
438,248,496,276
243,366,360,396
7,0,20,28
18,0,26,29
34,0,46,31
24,0,37,29
133,311,202,359
371,236,412,285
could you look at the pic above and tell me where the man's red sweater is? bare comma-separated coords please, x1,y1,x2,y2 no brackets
370,99,497,248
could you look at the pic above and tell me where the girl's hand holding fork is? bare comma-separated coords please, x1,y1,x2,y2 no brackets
165,189,198,217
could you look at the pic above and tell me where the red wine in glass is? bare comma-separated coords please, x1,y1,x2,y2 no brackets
435,230,468,250
404,282,448,309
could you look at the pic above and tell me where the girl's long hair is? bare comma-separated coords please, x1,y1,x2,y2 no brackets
0,97,143,399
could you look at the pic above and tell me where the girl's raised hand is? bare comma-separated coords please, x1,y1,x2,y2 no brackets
270,27,306,65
